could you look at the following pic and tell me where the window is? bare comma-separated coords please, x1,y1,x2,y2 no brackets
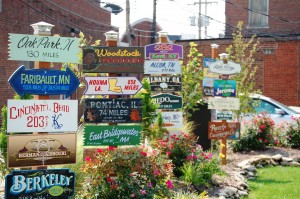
248,0,269,28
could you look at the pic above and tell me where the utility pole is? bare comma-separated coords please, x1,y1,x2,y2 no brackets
198,0,202,39
126,0,131,46
151,0,157,43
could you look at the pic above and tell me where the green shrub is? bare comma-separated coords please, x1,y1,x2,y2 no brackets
232,112,275,152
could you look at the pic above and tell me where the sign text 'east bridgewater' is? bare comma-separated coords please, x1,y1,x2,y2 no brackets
84,98,142,123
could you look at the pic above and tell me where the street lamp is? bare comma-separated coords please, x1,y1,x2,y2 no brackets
101,2,123,15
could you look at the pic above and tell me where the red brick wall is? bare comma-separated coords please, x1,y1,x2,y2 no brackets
225,0,300,37
176,38,300,106
0,0,116,121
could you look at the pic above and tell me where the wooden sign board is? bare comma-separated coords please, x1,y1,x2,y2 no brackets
84,98,142,123
7,100,78,133
8,65,80,98
209,60,241,75
84,76,143,95
208,121,240,140
208,97,240,110
9,33,80,63
144,43,183,59
82,47,144,73
144,60,181,74
84,125,141,146
161,111,183,129
152,93,182,109
214,79,236,97
148,76,182,92
7,133,77,168
5,169,75,199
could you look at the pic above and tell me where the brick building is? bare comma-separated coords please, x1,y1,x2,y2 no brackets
0,0,118,119
176,0,300,106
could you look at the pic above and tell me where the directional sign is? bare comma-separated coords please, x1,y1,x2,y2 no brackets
7,133,77,168
152,93,182,109
208,97,240,110
214,79,236,97
148,76,182,92
5,169,75,199
84,76,143,95
144,43,183,59
208,121,240,140
84,98,142,123
209,60,241,75
84,125,141,146
83,46,144,73
7,100,78,133
9,33,80,63
144,60,181,74
8,65,80,98
161,111,183,129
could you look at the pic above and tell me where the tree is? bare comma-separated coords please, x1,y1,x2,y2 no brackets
226,21,260,116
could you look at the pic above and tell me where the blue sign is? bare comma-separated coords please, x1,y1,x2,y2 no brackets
213,79,236,97
8,65,80,98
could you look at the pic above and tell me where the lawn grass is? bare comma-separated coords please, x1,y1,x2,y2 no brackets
242,166,300,199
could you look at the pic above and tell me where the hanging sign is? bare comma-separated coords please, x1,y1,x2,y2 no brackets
144,60,181,74
84,76,143,95
213,79,236,97
203,58,219,78
209,60,241,75
152,93,182,109
5,169,75,199
7,100,78,133
161,111,183,129
84,125,141,146
8,65,80,98
215,110,234,120
208,121,240,140
7,133,77,168
148,76,182,92
208,97,240,110
84,98,142,123
8,33,80,63
144,43,183,60
203,77,216,96
82,46,144,73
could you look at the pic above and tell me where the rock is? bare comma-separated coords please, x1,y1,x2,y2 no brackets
242,165,256,172
224,187,238,196
237,160,249,168
293,157,300,163
256,164,263,168
218,196,226,199
247,171,256,177
272,154,282,161
282,157,293,162
238,190,248,196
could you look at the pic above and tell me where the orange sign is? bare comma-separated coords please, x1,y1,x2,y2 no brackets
208,121,240,140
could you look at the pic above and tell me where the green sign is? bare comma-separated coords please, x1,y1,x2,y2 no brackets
8,34,80,63
152,93,182,109
84,125,141,146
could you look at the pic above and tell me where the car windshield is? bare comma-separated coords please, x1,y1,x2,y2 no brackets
252,96,298,114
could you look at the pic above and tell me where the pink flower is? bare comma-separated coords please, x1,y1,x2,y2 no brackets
84,157,91,162
275,140,279,145
147,182,153,188
166,180,174,189
166,151,171,155
153,170,160,175
140,189,147,195
258,129,262,133
97,148,103,153
264,139,268,143
260,124,266,129
259,138,263,141
131,193,136,198
140,151,147,157
108,146,116,151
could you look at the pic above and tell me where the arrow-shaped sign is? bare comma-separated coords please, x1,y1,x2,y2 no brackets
8,65,80,98
84,76,143,95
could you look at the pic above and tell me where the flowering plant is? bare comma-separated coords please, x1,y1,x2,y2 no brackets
76,146,173,199
232,112,275,152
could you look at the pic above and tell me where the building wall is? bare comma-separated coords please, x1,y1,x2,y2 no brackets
225,0,300,37
176,38,300,106
0,0,116,120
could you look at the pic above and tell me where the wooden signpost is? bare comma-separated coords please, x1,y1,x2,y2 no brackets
208,121,240,140
148,75,182,92
213,79,237,97
144,60,181,74
84,76,143,95
144,43,183,60
152,93,182,109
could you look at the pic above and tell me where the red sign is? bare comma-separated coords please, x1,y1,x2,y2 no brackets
208,121,240,140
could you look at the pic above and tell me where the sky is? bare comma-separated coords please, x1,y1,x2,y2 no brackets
108,0,225,40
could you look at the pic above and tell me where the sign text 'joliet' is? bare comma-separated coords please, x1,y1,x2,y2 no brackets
7,100,78,133
84,76,143,95
83,46,144,73
9,33,80,63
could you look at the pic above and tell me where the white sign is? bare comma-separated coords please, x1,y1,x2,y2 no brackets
161,111,183,129
208,97,240,110
7,100,78,133
84,76,143,95
209,60,241,75
144,60,181,74
8,34,80,63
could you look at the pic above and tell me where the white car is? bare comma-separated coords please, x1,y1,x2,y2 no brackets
241,94,300,126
